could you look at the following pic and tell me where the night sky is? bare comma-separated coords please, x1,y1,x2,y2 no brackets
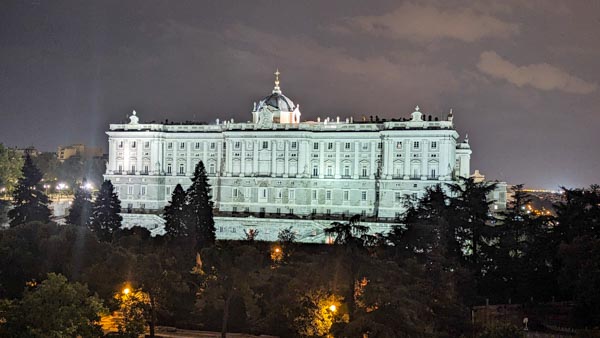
1,1,599,189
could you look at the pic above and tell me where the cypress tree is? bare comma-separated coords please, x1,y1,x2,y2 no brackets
185,161,216,249
8,154,51,226
66,186,93,227
164,184,188,239
90,180,122,241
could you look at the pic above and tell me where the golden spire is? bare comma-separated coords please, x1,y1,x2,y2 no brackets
273,69,281,93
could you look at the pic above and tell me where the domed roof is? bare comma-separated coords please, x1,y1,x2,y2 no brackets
259,92,296,112
255,69,298,113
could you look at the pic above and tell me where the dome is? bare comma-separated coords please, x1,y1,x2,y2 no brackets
258,92,296,112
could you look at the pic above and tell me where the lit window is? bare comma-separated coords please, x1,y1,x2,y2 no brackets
396,142,402,149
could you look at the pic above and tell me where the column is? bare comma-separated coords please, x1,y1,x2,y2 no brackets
186,141,192,175
298,140,307,176
202,141,208,170
226,139,232,176
334,141,341,178
240,141,246,177
108,139,116,173
216,140,222,177
370,140,376,179
319,141,324,178
253,140,258,174
353,141,360,179
421,139,428,180
283,141,289,177
403,139,410,179
271,140,277,177
136,140,142,174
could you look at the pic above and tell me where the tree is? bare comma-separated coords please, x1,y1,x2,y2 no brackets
185,161,216,250
446,177,498,267
66,186,93,227
324,215,372,322
0,143,23,194
163,184,188,239
8,154,51,227
90,180,122,242
0,273,106,337
115,287,150,337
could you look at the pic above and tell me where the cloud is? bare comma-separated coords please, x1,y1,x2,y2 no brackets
477,51,597,94
335,3,519,42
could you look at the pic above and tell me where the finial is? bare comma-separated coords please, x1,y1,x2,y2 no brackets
273,69,281,94
415,105,420,112
132,110,137,116
449,108,453,115
465,133,469,143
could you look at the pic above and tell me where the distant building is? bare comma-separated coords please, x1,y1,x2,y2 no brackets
15,146,41,157
470,170,508,211
103,71,484,242
57,144,103,162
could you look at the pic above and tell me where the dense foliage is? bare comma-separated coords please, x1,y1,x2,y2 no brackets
8,155,51,227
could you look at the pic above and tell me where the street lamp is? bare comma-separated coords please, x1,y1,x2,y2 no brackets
83,182,94,191
328,304,337,313
56,183,68,199
122,287,131,295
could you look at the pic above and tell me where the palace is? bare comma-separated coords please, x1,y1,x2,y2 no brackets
104,72,503,242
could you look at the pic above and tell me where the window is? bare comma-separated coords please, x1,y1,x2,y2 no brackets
118,141,124,148
312,208,317,215
312,166,319,177
395,192,402,202
276,208,281,214
262,141,269,149
326,209,331,215
179,164,185,175
167,142,173,149
396,141,403,149
131,165,136,173
144,141,150,148
167,164,172,174
143,165,149,173
178,142,184,149
291,141,297,149
277,188,282,199
140,203,145,209
431,141,437,149
362,143,368,151
378,142,382,149
361,191,367,201
195,142,200,149
233,188,238,198
141,186,147,196
209,163,215,174
131,141,136,148
313,142,319,150
166,186,171,196
312,190,318,200
326,166,333,176
327,142,334,150
245,187,252,199
343,190,349,201
232,206,237,213
361,166,368,177
289,208,294,215
430,169,436,178
262,188,268,198
413,141,420,149
326,190,332,200
210,142,216,150
344,142,351,150
128,185,134,195
343,166,350,177
288,189,295,200
118,165,123,172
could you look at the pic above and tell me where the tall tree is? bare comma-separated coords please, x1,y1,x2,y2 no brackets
8,154,51,226
0,143,23,194
185,161,216,250
90,180,122,242
446,177,498,267
324,215,372,322
163,184,188,239
66,186,93,227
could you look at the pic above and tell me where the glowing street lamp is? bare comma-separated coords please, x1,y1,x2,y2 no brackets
82,182,94,191
328,304,337,313
122,287,131,295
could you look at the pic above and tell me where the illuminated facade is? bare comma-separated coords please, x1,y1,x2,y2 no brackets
104,72,476,241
